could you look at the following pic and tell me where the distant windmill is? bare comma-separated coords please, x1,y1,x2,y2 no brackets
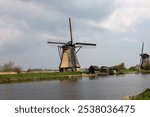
139,42,150,69
47,18,96,72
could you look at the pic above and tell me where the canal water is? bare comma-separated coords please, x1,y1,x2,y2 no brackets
0,74,150,100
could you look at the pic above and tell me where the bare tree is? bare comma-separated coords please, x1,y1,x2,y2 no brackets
2,61,22,73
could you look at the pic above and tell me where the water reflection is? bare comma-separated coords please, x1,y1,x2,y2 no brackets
0,74,150,100
89,76,99,80
59,77,82,83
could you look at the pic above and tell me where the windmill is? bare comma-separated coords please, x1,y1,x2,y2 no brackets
47,18,96,72
139,42,150,69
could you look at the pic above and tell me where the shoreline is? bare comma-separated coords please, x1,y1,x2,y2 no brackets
130,89,150,100
123,88,150,100
0,70,150,84
0,72,97,84
0,71,149,84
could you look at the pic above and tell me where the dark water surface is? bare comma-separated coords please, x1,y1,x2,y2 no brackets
0,74,150,100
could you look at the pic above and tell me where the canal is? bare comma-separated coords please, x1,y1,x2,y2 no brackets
0,74,150,100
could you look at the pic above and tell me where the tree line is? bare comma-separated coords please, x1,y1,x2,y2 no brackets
0,61,22,73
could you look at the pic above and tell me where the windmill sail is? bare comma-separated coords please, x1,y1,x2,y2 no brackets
47,41,66,44
139,42,144,68
76,42,96,46
69,18,73,43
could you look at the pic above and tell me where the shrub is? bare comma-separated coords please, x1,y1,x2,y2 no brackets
13,66,22,74
1,61,22,73
2,61,15,72
112,62,126,70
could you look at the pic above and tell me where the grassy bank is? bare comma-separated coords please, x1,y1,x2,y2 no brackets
120,69,140,74
131,89,150,100
140,70,150,74
115,69,150,75
0,71,82,83
0,69,149,84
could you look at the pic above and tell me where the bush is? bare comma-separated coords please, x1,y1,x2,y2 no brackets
27,69,32,72
2,61,14,72
129,66,138,71
112,62,126,70
13,66,22,74
1,61,22,73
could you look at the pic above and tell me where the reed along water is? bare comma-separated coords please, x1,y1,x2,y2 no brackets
0,74,150,100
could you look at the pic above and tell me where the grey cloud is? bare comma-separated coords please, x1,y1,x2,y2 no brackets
0,0,150,69
21,0,115,20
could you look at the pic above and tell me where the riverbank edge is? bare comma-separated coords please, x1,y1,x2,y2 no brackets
0,72,97,84
123,88,150,100
0,70,149,84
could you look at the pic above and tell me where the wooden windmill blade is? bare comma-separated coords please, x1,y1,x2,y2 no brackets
68,18,80,71
75,42,96,46
47,40,66,45
139,42,144,68
47,41,66,44
141,42,144,54
69,17,73,43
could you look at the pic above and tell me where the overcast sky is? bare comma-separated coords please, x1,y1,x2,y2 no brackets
0,0,150,69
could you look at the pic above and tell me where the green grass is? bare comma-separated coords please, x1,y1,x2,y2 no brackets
119,69,140,74
0,71,82,83
140,70,150,74
131,89,150,100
